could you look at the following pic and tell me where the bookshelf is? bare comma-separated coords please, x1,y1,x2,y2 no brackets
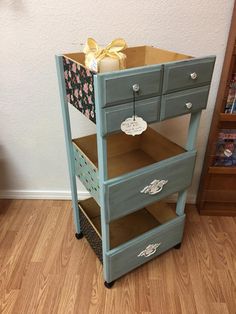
197,1,236,216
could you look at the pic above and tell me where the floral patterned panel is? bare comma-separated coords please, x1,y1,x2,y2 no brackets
63,56,96,123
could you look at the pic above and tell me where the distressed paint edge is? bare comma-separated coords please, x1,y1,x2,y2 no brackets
0,190,90,200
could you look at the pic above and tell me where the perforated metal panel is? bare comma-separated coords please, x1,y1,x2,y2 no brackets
73,145,100,204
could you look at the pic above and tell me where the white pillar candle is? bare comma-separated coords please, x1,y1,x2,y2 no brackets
99,57,120,73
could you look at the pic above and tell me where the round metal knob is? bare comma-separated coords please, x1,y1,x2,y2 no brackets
190,72,198,80
185,102,193,109
132,83,140,92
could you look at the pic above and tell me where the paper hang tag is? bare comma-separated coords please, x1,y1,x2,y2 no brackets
120,115,147,136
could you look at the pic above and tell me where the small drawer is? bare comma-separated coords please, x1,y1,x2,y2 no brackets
162,56,215,94
102,97,161,135
160,85,210,120
100,65,163,107
106,213,185,282
105,151,196,222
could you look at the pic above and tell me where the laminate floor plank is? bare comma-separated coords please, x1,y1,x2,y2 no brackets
0,199,236,314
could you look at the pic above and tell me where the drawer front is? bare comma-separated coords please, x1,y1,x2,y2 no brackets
163,56,215,94
100,65,163,107
160,85,210,120
104,151,196,222
102,97,161,135
106,214,185,282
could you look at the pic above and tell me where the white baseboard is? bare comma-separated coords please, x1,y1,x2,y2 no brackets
0,189,196,203
0,190,90,200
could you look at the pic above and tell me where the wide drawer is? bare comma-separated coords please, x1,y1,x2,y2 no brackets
100,65,163,107
78,197,185,282
102,96,161,135
106,213,185,282
105,151,196,221
162,56,215,94
72,127,187,210
160,85,210,120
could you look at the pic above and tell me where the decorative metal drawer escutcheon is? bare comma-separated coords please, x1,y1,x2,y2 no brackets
140,179,168,195
138,243,161,257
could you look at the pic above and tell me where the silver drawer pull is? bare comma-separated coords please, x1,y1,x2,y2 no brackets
185,102,193,109
132,83,140,92
190,72,198,80
138,243,161,258
140,179,168,195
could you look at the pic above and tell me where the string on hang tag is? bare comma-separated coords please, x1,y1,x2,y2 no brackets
120,83,147,136
132,83,140,121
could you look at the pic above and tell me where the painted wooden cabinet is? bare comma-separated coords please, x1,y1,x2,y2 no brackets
56,45,215,288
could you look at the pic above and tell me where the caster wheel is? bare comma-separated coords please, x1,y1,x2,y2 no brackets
174,243,182,250
104,281,115,289
75,232,83,240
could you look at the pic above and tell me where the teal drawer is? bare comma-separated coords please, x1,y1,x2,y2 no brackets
104,151,196,222
99,65,163,107
106,214,185,282
72,127,187,209
102,97,161,135
162,56,215,94
160,85,210,120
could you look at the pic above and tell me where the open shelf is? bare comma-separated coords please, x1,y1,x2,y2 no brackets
78,197,177,249
219,113,236,122
73,127,186,179
209,166,236,174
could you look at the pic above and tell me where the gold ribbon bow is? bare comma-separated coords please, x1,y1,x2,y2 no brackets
84,38,127,71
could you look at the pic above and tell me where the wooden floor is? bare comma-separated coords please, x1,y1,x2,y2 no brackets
0,200,236,314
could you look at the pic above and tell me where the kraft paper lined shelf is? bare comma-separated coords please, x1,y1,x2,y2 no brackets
72,127,186,179
78,197,177,250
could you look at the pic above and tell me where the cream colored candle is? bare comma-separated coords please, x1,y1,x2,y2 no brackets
99,57,119,73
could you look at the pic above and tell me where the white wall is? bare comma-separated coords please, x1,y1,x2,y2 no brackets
0,0,234,201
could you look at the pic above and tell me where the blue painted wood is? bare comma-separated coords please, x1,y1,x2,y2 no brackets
55,55,81,234
72,144,100,204
176,190,188,216
97,64,163,107
160,85,210,120
106,214,185,282
162,56,216,94
94,74,111,282
56,50,216,284
103,96,161,135
104,151,196,222
186,111,202,151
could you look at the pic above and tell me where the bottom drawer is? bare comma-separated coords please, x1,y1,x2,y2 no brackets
78,198,185,282
107,212,185,281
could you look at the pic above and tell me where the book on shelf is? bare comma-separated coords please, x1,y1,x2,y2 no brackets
214,129,236,167
224,73,236,114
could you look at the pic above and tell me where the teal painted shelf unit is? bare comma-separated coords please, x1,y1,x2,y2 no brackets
56,46,215,288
